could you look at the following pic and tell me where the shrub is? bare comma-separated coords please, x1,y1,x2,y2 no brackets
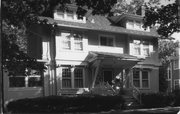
172,90,180,106
141,93,174,108
7,95,124,113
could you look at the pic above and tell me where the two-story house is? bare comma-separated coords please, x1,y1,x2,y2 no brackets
167,33,180,92
3,7,160,103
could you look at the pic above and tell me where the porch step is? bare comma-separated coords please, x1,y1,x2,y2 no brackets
122,89,142,110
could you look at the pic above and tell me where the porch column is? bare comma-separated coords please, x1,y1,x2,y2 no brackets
49,26,57,95
92,60,101,88
125,68,130,88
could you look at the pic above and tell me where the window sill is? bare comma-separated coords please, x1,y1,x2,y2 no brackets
8,87,42,91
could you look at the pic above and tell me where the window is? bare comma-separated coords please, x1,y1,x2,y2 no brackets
61,32,71,50
133,70,140,87
174,79,180,90
133,40,141,55
9,70,42,88
61,66,84,88
54,10,86,23
127,20,149,31
74,34,83,50
173,59,179,70
133,40,151,56
74,68,83,88
100,36,114,46
135,21,141,30
133,69,150,89
142,71,149,88
9,76,25,87
56,11,64,19
66,10,74,20
60,32,84,51
128,20,134,28
143,41,150,56
62,67,71,88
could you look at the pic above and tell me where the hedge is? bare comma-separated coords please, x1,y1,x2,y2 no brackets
7,95,125,113
141,91,180,108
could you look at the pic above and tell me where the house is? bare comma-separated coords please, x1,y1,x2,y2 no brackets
167,33,180,92
3,6,160,103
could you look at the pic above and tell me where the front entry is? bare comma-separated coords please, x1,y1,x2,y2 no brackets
103,70,113,85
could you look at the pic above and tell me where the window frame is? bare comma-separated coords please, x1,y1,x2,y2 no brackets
174,79,180,90
173,59,179,70
60,31,84,51
99,35,115,47
132,39,151,57
54,10,86,23
61,66,84,89
74,33,83,51
9,75,42,88
132,69,150,89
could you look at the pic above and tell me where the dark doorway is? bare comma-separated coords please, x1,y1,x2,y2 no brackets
103,70,113,85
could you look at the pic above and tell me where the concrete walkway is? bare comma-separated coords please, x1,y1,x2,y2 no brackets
100,107,180,114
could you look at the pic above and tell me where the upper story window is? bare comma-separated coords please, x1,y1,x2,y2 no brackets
54,10,86,23
132,39,152,57
134,40,141,55
61,32,71,50
60,32,84,51
99,35,114,47
173,59,179,70
126,20,150,32
74,34,83,51
143,41,150,56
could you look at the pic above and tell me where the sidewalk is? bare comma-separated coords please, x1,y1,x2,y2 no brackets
100,107,180,114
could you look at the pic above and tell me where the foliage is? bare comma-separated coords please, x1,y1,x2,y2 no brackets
6,95,124,113
159,40,179,66
144,1,180,37
141,91,180,108
113,0,160,15
2,0,117,73
141,92,174,108
158,40,179,92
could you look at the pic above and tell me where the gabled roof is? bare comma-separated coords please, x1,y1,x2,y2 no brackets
39,15,158,37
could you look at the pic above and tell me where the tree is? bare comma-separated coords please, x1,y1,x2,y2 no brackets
144,1,180,38
113,0,160,16
2,0,117,73
158,40,179,92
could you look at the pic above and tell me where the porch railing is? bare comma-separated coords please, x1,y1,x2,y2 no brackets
131,82,142,104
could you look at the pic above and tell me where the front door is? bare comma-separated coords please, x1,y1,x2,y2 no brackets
103,70,113,85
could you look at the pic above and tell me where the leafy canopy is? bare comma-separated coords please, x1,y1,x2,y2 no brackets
144,1,180,38
2,0,117,74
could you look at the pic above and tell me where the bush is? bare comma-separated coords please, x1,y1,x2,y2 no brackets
7,95,124,113
172,90,180,106
141,93,174,108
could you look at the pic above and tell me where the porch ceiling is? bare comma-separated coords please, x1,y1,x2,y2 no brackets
88,51,143,69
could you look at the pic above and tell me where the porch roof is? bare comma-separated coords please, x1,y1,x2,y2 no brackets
87,51,143,69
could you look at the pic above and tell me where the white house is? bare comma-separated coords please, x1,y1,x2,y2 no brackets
3,7,160,103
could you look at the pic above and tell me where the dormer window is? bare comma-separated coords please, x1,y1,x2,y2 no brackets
66,10,74,20
54,10,86,23
126,20,150,32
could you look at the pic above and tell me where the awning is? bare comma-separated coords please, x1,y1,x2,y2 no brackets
87,51,143,69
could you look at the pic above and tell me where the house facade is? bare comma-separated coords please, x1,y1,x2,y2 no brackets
3,9,160,103
167,33,180,92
